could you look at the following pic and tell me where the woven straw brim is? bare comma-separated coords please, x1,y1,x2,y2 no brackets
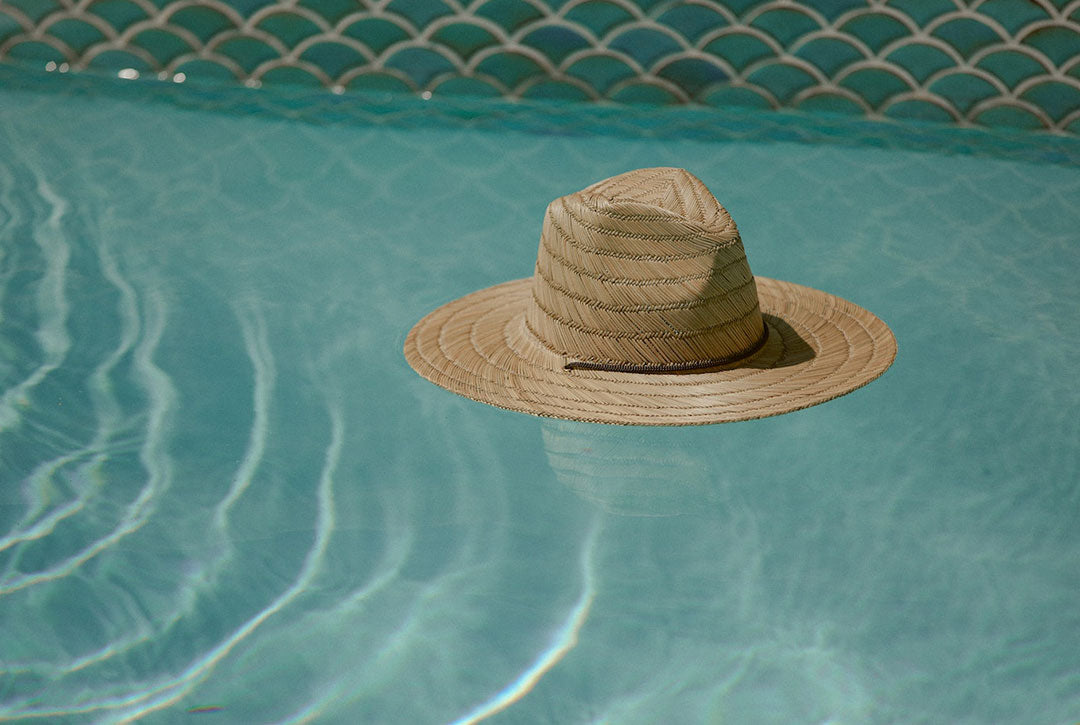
404,276,896,426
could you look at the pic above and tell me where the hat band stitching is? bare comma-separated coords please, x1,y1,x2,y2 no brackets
535,264,756,313
539,234,722,286
563,322,770,373
585,167,675,203
575,203,724,225
591,171,703,217
682,169,712,222
530,288,762,340
548,205,733,262
576,199,733,231
559,197,738,246
670,173,689,217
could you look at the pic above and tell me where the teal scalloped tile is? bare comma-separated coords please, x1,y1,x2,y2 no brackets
882,0,953,28
609,81,678,104
654,4,729,44
1066,116,1080,135
214,36,278,73
475,50,543,87
86,0,147,33
168,6,235,45
220,0,276,18
3,0,63,24
930,17,1003,58
255,12,325,48
884,99,954,124
806,0,868,22
431,76,502,96
625,0,667,14
928,72,1000,114
299,41,366,77
341,19,410,55
86,48,154,71
521,79,590,100
976,0,1051,35
885,42,955,83
42,18,106,53
722,0,773,17
745,62,817,103
839,66,910,107
1022,25,1080,67
975,50,1049,89
750,7,819,47
385,0,456,29
1021,80,1080,122
296,0,356,25
1,0,1078,137
838,12,911,53
473,0,544,33
563,1,635,38
172,58,238,81
796,92,864,115
702,85,772,109
702,32,774,71
383,46,455,86
520,25,591,64
608,27,682,67
430,22,499,61
6,39,66,62
656,57,728,97
130,28,195,65
261,65,323,86
565,54,635,93
973,105,1046,130
794,36,865,76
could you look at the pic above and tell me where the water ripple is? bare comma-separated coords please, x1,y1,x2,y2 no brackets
0,172,70,433
213,301,274,532
0,287,172,596
0,211,139,556
107,398,343,722
452,514,602,725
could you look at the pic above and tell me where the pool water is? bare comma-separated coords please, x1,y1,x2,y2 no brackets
1,82,1078,723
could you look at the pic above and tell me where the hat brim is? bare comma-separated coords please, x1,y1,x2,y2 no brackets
404,276,896,426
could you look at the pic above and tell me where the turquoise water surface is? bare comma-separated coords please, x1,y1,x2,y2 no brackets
1,82,1078,723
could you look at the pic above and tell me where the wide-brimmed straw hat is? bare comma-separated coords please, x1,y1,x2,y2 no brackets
404,167,896,426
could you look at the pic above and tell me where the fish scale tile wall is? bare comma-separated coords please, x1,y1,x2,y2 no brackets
2,0,1079,135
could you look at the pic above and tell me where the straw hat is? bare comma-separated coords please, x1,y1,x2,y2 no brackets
404,168,896,426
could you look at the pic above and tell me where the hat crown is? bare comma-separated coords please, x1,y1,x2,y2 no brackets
526,168,765,371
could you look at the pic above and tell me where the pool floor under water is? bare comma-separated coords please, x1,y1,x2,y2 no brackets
0,83,1078,723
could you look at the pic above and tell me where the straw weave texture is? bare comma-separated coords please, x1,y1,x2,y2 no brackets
405,168,896,425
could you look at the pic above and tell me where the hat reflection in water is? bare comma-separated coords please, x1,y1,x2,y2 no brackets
405,168,896,425
541,420,718,517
